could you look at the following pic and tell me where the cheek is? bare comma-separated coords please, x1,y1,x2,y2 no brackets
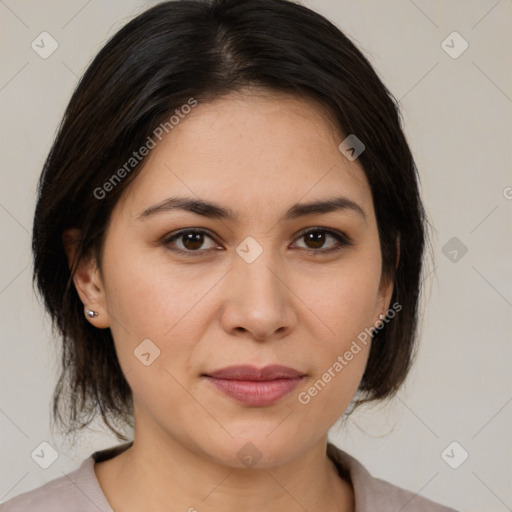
100,245,235,406
100,252,206,424
293,256,381,406
103,244,211,336
99,245,182,370
294,282,374,427
301,258,382,346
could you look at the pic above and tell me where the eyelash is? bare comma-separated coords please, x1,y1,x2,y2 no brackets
162,227,353,257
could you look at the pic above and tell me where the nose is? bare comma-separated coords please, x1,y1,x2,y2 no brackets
219,250,297,342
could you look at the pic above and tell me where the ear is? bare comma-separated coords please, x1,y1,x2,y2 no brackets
62,228,110,329
375,274,394,323
375,235,400,323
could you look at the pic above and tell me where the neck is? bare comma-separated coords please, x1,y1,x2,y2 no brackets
95,424,353,512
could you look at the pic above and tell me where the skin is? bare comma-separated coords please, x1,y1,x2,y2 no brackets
65,89,394,512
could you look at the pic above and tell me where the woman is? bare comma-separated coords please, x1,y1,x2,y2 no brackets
1,0,459,510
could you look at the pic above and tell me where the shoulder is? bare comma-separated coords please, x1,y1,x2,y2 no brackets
0,457,113,512
327,443,461,512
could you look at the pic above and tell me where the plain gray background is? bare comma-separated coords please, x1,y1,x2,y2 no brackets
1,1,511,510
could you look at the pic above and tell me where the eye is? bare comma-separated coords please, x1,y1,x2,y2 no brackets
163,227,352,256
292,228,352,254
163,229,220,254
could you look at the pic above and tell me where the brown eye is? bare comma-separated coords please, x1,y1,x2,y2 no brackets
182,231,206,250
303,230,327,249
163,227,351,256
164,229,218,253
293,228,352,253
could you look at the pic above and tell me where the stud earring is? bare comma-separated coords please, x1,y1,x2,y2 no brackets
85,309,98,318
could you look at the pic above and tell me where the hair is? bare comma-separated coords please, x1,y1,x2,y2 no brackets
32,0,426,441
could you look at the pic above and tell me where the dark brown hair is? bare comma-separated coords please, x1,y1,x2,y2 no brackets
32,0,426,440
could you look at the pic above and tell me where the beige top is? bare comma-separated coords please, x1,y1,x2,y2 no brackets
0,442,459,511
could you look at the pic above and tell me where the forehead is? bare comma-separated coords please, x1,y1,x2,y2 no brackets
114,90,373,223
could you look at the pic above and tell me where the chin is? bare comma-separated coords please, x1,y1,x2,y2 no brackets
199,427,314,470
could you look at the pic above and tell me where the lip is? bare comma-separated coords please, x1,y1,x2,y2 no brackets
203,365,306,406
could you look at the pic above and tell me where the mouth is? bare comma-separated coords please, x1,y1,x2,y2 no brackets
202,364,306,407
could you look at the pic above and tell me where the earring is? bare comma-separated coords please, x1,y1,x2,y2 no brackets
379,313,385,320
85,309,98,318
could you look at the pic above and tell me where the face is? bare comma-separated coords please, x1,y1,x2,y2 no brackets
73,90,393,468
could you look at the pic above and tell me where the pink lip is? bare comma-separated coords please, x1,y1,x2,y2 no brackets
203,365,305,406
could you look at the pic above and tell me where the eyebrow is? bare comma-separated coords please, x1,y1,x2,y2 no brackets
138,195,366,222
